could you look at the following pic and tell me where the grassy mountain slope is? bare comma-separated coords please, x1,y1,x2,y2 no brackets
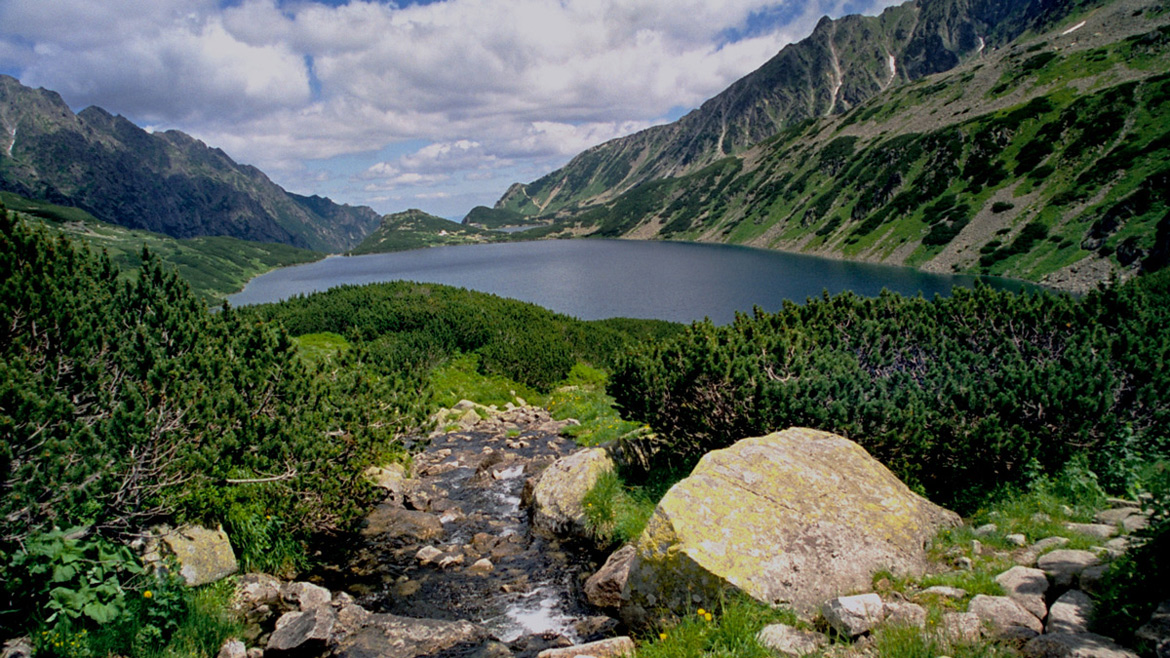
504,0,1170,291
495,0,1105,217
0,76,379,251
1,192,322,303
350,208,506,254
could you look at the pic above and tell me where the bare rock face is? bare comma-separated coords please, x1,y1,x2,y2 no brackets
620,428,959,625
531,447,614,538
585,544,636,610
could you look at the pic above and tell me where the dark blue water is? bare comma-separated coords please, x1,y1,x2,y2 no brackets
228,240,1035,324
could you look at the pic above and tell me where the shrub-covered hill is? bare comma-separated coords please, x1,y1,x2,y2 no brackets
611,270,1170,511
349,208,505,255
501,0,1170,292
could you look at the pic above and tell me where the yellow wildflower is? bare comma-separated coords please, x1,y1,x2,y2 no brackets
658,632,667,641
143,590,153,599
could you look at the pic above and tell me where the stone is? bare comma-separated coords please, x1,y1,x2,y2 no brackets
267,606,336,653
364,462,408,495
1038,549,1100,587
756,624,828,656
1,638,32,658
362,505,444,544
438,552,465,569
1095,507,1139,525
974,523,998,536
531,447,615,538
822,593,885,637
1033,536,1071,552
1135,600,1170,657
334,614,491,658
235,572,283,609
883,601,927,628
956,556,973,570
1065,523,1117,540
459,408,482,430
1007,534,1028,547
1121,513,1150,533
1103,537,1131,556
158,525,239,586
416,545,443,564
919,586,967,600
536,637,635,658
620,429,958,625
996,566,1049,620
940,612,982,642
1079,564,1109,594
1047,590,1094,635
469,558,494,574
216,639,246,658
247,650,264,658
968,595,1043,638
282,581,332,611
1022,632,1140,658
584,544,636,610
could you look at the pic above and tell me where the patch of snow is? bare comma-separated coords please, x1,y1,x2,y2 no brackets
1062,21,1087,36
977,36,985,54
887,54,897,79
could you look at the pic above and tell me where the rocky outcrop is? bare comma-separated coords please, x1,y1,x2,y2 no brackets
535,636,635,657
531,447,614,539
620,428,959,624
333,615,491,658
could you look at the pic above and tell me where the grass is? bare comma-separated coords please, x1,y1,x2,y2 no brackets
636,593,800,658
546,364,647,446
293,332,352,367
429,353,544,410
581,469,659,545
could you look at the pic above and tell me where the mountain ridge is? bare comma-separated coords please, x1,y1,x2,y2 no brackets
0,75,379,252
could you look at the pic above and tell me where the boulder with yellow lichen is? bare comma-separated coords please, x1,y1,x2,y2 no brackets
620,427,959,626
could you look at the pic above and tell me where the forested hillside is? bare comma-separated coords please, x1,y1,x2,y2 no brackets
0,76,379,252
492,0,1170,292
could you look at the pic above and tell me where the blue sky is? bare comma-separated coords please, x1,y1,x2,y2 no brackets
0,0,899,219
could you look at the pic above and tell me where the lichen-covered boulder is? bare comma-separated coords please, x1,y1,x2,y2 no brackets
159,525,239,586
531,447,614,538
620,428,959,625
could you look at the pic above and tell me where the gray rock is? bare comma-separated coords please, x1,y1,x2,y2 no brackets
1096,507,1139,525
1,638,32,658
536,637,636,657
996,566,1049,620
584,544,635,609
283,581,332,611
883,601,927,628
334,614,491,658
1033,536,1071,552
1022,632,1140,658
969,595,1043,637
1079,564,1109,595
468,558,494,574
1065,523,1117,540
268,606,336,652
1136,600,1170,658
154,525,239,586
216,639,246,658
974,523,998,536
941,612,982,642
823,593,885,637
1007,534,1028,547
364,463,408,496
1122,513,1150,533
1038,550,1101,587
919,585,967,600
531,447,614,539
1102,537,1131,557
234,572,283,609
416,545,443,564
619,429,958,627
362,505,444,544
1046,590,1094,635
756,624,828,656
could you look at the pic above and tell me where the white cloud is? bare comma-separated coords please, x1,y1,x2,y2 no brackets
0,0,902,213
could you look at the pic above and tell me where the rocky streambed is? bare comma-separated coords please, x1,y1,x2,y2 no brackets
307,404,620,657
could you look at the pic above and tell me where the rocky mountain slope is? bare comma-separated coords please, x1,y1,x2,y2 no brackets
489,0,1170,291
493,0,1106,217
350,208,504,255
0,76,379,252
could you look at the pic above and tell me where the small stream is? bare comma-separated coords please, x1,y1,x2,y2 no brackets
313,407,613,656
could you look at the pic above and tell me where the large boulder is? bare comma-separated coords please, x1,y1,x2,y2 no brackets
620,428,959,624
153,525,239,586
531,447,614,538
585,545,636,609
333,614,491,658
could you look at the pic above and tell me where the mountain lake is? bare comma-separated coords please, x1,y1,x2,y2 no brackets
227,239,1039,324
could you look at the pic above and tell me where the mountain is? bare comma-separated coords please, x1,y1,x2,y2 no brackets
496,0,1105,216
350,208,505,254
0,75,379,251
492,0,1170,291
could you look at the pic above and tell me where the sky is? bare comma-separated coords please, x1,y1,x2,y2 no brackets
0,0,897,219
